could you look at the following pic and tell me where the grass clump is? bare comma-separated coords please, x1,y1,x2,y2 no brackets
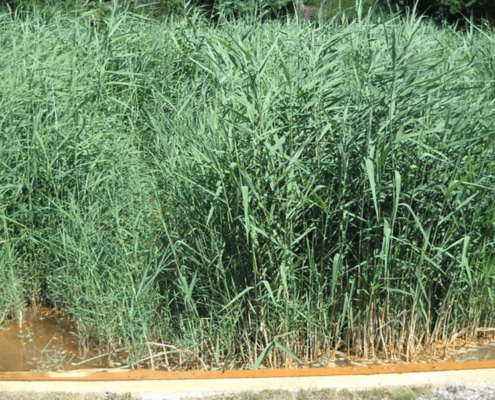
0,240,24,324
0,3,494,368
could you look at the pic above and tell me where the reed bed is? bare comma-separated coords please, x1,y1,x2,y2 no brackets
0,4,494,369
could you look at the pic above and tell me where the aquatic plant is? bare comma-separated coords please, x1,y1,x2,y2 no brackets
0,4,494,368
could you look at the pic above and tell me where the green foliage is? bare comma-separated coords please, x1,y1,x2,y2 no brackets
0,8,171,347
196,0,291,18
383,0,495,24
0,0,185,19
0,4,494,368
0,247,24,325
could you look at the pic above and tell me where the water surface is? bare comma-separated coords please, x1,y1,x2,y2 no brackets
0,308,121,371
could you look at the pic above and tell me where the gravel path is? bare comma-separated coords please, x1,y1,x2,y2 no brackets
1,386,495,400
418,385,495,400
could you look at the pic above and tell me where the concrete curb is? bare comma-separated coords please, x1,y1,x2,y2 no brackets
1,360,494,381
0,361,494,399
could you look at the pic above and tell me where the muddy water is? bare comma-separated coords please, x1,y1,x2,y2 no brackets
0,308,122,372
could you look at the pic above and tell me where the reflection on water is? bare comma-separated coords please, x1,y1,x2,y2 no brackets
0,308,124,372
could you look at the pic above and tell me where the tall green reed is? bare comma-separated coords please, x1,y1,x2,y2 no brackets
149,11,495,364
0,4,494,368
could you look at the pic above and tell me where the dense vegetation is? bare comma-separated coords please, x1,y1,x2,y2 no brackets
1,0,494,24
386,0,495,25
0,3,494,368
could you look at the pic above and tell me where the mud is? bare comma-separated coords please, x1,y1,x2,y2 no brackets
447,342,495,362
292,339,495,370
0,308,124,372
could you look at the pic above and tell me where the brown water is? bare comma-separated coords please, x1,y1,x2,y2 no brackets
0,308,124,371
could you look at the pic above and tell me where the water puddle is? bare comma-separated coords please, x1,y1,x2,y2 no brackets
0,308,125,372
